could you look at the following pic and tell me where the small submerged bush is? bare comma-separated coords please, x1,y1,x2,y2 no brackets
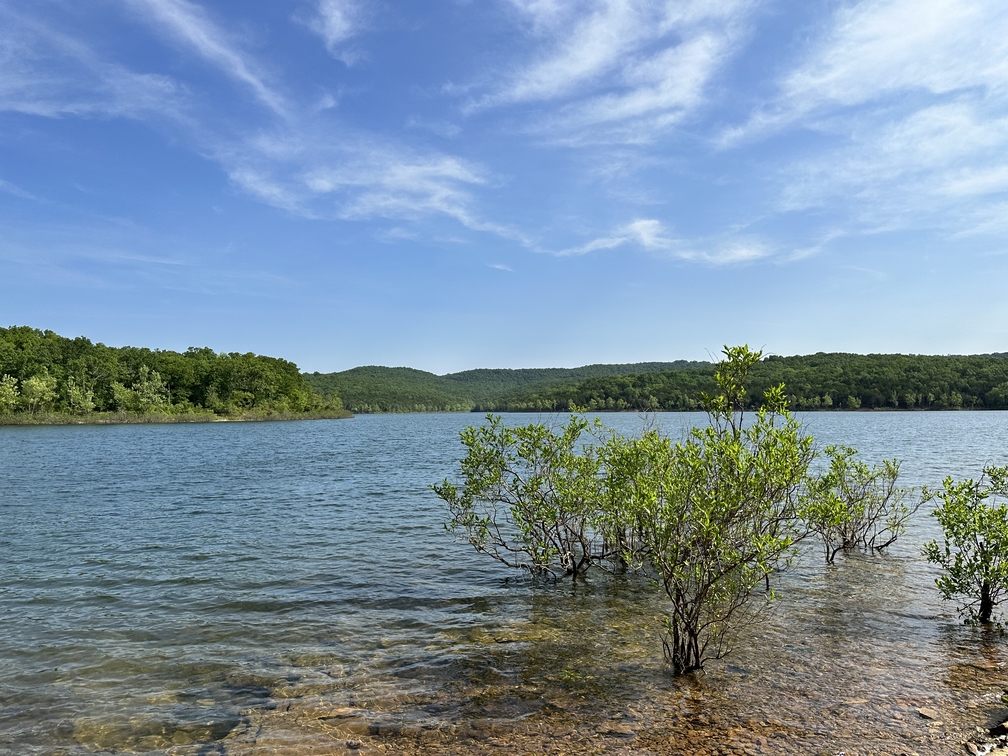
802,446,918,564
432,413,625,579
923,466,1008,625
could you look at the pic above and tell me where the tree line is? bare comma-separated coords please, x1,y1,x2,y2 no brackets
307,353,1008,414
304,360,708,413
497,352,1008,412
0,326,344,419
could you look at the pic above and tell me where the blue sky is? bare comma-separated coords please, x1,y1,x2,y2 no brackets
2,0,1007,373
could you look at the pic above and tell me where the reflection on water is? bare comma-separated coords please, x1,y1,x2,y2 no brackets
1,411,1007,754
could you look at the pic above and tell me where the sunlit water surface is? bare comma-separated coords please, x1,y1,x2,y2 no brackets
2,412,1008,755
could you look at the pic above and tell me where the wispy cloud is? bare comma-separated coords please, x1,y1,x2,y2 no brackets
466,0,751,143
0,7,185,120
0,177,37,200
487,262,513,271
126,0,288,117
555,218,769,264
0,3,523,246
336,157,532,244
780,102,1008,216
722,0,1008,146
737,0,1008,238
296,0,368,65
215,129,533,245
0,0,817,270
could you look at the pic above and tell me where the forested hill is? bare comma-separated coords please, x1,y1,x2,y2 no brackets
497,353,1008,412
0,325,345,420
304,361,709,413
306,353,1008,413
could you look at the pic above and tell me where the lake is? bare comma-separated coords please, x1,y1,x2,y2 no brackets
2,411,1008,755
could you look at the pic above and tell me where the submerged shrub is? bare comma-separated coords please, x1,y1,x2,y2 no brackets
433,413,616,579
803,446,918,564
923,466,1008,625
612,346,815,673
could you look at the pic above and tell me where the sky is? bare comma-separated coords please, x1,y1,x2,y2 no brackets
2,0,1007,373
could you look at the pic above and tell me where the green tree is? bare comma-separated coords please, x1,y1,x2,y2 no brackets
613,346,816,673
20,369,57,413
111,381,136,412
923,466,1008,625
432,414,611,579
0,374,18,414
131,365,170,411
0,325,335,420
65,376,95,414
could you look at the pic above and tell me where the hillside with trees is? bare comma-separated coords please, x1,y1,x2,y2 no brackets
308,352,1008,413
0,326,347,422
497,353,1008,412
304,361,709,413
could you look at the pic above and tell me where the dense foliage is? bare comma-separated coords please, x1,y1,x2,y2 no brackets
497,352,1008,412
609,347,816,673
0,325,342,419
924,467,1008,624
305,361,709,413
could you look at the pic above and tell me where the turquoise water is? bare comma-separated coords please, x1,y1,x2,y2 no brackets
2,412,1007,754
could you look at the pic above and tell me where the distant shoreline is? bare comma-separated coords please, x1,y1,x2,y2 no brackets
0,409,353,427
308,353,1008,414
325,406,1005,415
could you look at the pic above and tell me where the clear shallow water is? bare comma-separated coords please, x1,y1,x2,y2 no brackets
1,412,1008,755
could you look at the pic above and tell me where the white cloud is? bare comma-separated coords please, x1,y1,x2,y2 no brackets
126,0,288,117
0,2,802,268
785,0,1007,105
715,0,1008,242
226,165,311,216
555,218,769,264
213,129,533,245
297,0,367,65
775,103,1008,241
0,8,185,120
0,4,518,244
487,262,513,271
723,0,1008,146
781,101,1008,210
467,0,750,144
308,150,487,222
541,33,728,144
944,165,1008,198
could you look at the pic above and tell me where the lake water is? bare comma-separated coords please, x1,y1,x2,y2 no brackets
2,411,1008,755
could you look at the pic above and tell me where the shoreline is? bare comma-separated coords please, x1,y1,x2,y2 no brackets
0,409,353,427
342,406,1007,415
